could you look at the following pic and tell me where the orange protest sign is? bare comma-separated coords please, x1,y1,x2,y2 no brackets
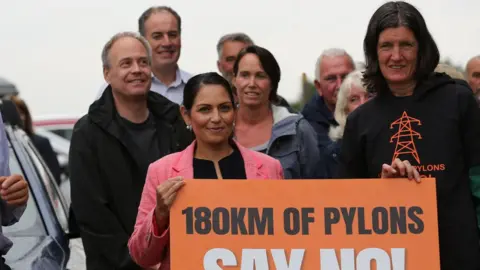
170,178,439,270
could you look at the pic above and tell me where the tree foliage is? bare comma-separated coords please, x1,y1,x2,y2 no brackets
291,73,316,111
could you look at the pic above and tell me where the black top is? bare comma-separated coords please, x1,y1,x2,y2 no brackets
337,73,480,270
193,143,246,179
118,113,160,169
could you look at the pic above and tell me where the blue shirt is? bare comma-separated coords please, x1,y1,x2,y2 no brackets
0,113,26,255
96,68,192,105
151,69,191,105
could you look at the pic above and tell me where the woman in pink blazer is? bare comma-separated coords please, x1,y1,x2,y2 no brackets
128,72,284,269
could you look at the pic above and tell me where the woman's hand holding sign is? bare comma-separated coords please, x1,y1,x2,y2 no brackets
381,158,421,183
155,176,185,231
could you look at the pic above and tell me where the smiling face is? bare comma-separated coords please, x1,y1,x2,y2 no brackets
181,84,235,147
377,26,418,88
232,53,271,108
143,10,181,70
104,36,151,99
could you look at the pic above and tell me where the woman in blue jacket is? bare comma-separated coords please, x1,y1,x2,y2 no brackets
232,45,321,179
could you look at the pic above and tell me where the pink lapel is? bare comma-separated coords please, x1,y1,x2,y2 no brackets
171,140,267,179
171,142,195,179
234,140,267,179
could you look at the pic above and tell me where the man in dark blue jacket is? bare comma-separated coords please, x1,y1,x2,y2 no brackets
301,48,354,150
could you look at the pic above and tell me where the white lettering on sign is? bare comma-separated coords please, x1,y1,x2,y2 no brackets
203,248,405,269
320,248,405,270
203,248,305,270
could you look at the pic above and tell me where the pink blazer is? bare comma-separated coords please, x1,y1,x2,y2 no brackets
128,140,284,269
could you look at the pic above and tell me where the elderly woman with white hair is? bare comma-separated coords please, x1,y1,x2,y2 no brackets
323,70,372,178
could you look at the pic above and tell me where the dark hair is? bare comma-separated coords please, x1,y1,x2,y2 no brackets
9,96,33,136
183,72,235,112
138,6,182,36
363,1,440,93
233,45,281,103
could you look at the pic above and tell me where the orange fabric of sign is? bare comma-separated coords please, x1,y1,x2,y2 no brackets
170,178,439,270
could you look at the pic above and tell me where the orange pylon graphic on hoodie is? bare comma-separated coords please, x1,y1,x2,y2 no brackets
390,111,422,164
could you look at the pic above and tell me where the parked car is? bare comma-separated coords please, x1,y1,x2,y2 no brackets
2,112,78,269
33,116,77,142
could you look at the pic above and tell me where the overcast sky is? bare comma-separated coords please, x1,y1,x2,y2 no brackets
1,0,479,118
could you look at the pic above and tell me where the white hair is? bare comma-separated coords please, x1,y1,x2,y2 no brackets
101,31,152,69
328,70,366,141
314,48,354,81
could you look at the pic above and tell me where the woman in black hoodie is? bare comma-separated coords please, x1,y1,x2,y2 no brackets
338,1,480,269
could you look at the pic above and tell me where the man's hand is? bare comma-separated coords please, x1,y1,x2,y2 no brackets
0,175,29,206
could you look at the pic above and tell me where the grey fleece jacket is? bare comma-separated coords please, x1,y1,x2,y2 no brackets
262,105,322,179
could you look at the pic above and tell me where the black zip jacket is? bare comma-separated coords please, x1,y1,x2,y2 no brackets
69,87,193,270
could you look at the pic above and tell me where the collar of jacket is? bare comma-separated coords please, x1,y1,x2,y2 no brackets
88,85,181,134
301,94,337,126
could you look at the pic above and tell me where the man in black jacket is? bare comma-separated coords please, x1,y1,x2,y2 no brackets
69,31,192,270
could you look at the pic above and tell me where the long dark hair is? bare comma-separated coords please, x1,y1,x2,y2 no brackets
10,96,34,136
362,1,439,93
